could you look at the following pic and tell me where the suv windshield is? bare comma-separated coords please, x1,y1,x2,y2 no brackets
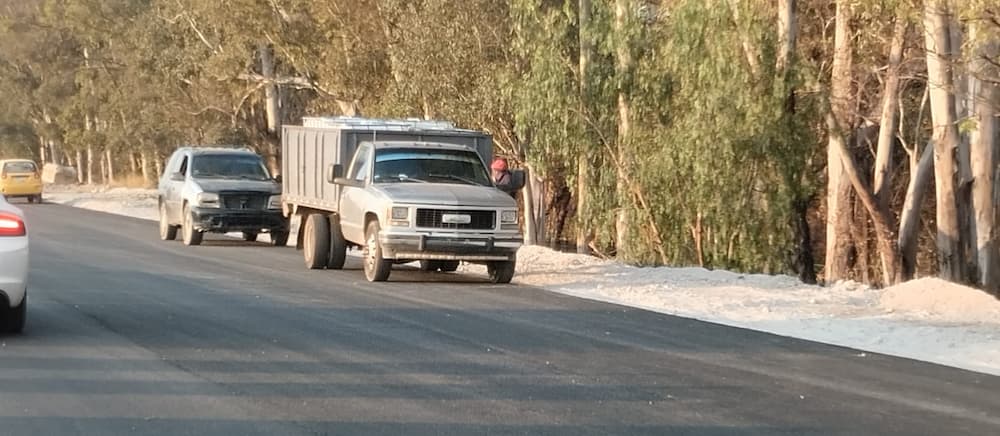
3,161,37,174
191,154,270,180
373,148,491,186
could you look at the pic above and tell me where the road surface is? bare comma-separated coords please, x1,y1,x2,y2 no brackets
1,204,998,435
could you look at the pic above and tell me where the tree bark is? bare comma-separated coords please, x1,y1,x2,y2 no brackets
140,147,151,187
873,19,907,210
899,141,934,280
75,150,84,184
86,145,94,185
576,0,594,255
923,0,965,282
106,148,115,185
259,42,281,174
826,112,902,285
614,0,635,260
776,0,796,74
969,26,999,292
825,0,855,283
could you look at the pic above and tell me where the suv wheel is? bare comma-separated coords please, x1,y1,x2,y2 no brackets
487,259,516,284
159,203,178,241
363,220,391,282
242,231,259,242
182,204,203,246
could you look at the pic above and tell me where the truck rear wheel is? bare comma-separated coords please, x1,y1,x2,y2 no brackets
363,221,391,282
303,214,330,269
487,259,516,284
327,216,347,269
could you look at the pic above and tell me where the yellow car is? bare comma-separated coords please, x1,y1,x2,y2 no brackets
0,159,43,203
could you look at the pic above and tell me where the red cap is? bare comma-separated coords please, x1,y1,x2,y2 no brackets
491,158,508,171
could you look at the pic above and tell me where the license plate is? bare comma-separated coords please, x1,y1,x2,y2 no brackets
441,214,471,224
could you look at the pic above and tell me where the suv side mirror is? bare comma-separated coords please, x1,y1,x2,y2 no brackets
170,172,185,182
327,164,343,184
509,169,526,191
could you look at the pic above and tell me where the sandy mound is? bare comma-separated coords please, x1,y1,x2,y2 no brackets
881,277,1000,324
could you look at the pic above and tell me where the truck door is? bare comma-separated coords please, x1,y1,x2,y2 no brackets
338,144,372,243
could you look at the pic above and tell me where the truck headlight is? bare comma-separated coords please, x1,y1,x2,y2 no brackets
391,207,409,220
501,210,518,224
195,192,220,208
268,195,282,210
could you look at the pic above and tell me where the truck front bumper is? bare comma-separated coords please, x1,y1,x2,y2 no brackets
379,232,522,261
190,208,288,233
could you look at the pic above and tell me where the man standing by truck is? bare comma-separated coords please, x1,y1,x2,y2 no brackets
491,158,515,196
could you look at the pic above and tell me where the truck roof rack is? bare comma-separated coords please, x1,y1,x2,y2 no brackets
300,116,477,133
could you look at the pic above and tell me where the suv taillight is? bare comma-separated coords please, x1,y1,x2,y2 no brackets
0,213,26,237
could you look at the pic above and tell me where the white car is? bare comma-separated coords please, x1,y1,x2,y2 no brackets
0,194,28,333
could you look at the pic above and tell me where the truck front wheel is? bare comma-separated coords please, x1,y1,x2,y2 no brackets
327,216,347,270
363,221,392,282
303,214,330,269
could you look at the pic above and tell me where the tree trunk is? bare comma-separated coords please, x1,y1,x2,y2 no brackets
75,150,84,184
106,148,115,185
899,141,934,280
776,0,796,74
826,112,903,285
969,26,999,292
38,137,46,164
140,146,151,187
260,42,282,175
873,19,907,210
86,145,94,185
923,0,965,282
614,0,635,261
825,0,855,283
576,0,594,255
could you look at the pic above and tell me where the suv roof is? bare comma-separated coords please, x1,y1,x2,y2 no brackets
174,146,259,156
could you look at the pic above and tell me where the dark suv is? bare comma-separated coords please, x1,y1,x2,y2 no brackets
157,147,288,246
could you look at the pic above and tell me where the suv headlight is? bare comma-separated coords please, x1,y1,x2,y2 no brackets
268,195,282,210
501,210,518,224
194,192,220,208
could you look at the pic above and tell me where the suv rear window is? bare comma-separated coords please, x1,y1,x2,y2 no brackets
3,162,37,174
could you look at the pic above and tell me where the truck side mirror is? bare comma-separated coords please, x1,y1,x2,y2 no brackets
327,164,343,184
274,174,282,184
333,177,364,188
509,169,526,191
170,172,185,182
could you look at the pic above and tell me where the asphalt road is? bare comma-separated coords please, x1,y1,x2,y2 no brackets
1,203,998,435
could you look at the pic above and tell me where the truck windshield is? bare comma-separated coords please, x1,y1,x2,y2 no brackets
373,148,491,186
191,154,270,180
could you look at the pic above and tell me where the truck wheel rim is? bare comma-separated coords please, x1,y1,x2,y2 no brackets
365,233,377,271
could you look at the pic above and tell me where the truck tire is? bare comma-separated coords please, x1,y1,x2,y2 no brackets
327,216,347,270
242,231,259,242
363,220,391,282
439,261,460,272
4,292,26,334
487,259,516,284
182,204,203,246
159,202,178,241
271,230,290,247
303,214,330,269
418,260,439,272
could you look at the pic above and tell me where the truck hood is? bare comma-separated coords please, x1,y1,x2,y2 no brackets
373,183,515,207
194,178,280,194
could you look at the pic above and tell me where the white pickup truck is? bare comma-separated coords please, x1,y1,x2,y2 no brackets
281,117,525,283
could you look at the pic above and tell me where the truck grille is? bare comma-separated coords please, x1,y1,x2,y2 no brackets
220,192,269,210
416,209,495,230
